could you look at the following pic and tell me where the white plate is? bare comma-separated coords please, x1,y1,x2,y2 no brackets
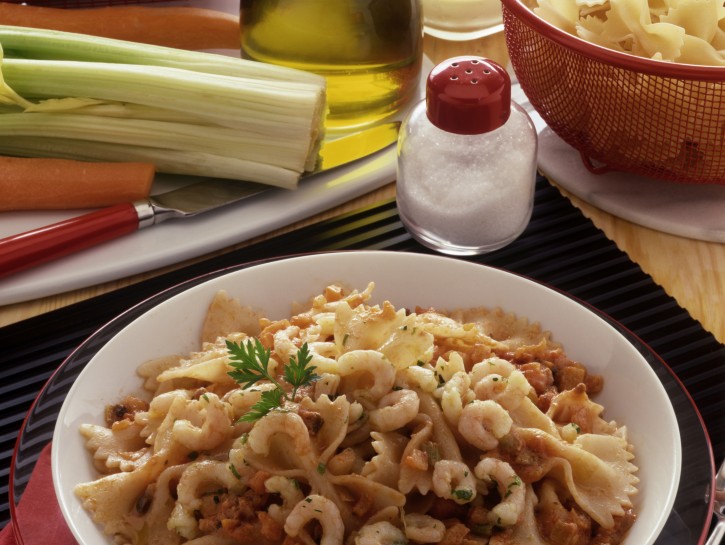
0,149,396,306
537,128,725,243
52,251,680,545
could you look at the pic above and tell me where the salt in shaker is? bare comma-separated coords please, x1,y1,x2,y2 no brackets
396,56,537,255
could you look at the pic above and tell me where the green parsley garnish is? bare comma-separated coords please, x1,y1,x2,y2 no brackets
227,338,276,389
227,338,319,422
229,463,241,479
283,343,318,400
451,488,473,501
504,475,522,498
240,388,285,422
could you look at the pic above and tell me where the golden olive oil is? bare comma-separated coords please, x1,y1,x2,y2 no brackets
241,0,423,131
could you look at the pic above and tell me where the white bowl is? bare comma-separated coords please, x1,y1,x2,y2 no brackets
52,251,681,545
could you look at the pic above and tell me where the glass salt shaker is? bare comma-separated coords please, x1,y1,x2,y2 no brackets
396,56,538,255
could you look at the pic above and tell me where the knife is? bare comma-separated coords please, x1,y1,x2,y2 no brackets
0,122,400,280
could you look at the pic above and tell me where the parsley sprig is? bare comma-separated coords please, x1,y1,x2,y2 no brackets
226,338,319,422
227,338,277,388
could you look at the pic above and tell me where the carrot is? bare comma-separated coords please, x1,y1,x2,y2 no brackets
0,3,241,51
0,156,155,211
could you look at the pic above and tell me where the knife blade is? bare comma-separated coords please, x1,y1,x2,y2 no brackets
0,122,400,280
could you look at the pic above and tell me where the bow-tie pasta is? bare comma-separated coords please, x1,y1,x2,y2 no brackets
532,0,725,65
76,282,639,545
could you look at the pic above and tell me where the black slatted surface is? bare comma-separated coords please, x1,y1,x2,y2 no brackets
2,176,724,537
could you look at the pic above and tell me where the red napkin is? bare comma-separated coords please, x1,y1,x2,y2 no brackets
0,443,77,545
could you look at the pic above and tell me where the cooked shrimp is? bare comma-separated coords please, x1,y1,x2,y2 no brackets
432,460,477,505
265,475,304,525
337,349,396,400
404,513,446,543
458,400,513,451
368,388,420,432
474,457,525,526
440,371,473,426
474,370,531,411
469,357,516,383
355,521,406,544
284,495,344,545
170,460,244,539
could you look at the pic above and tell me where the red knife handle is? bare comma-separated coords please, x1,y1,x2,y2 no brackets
0,203,140,280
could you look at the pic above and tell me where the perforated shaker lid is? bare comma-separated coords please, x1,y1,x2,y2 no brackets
426,56,511,135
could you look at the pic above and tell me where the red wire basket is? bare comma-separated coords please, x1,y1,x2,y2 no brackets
501,0,725,185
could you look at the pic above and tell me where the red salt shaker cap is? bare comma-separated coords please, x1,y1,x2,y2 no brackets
426,56,511,135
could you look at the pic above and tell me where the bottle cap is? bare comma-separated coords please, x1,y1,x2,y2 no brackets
426,56,511,135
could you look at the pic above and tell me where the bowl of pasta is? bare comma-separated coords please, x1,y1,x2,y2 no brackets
52,251,681,545
502,0,725,185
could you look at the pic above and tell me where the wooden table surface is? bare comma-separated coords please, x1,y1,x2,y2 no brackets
1,31,723,345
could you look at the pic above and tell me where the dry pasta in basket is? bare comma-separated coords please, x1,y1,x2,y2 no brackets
76,282,639,545
531,0,725,66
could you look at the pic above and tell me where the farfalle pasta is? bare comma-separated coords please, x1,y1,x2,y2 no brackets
76,283,639,545
532,0,725,65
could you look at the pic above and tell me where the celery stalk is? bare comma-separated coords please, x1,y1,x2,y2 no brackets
0,113,309,170
0,25,325,85
3,59,322,132
0,26,328,185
